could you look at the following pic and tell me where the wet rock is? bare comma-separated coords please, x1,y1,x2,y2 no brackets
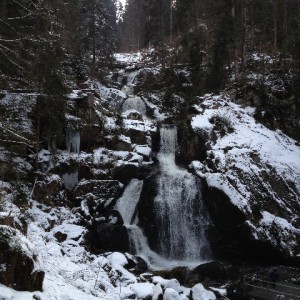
176,122,207,166
91,223,129,252
112,139,132,152
72,179,123,206
126,128,148,144
191,261,228,281
112,164,139,185
138,174,160,251
153,267,188,286
124,254,148,274
191,283,216,300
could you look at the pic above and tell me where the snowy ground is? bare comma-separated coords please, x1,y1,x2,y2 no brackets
0,185,217,300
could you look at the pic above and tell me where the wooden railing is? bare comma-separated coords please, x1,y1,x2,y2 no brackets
243,267,300,300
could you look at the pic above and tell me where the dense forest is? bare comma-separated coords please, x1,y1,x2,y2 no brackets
1,0,300,149
120,0,300,97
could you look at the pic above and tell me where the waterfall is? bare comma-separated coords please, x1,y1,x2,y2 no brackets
115,179,168,267
122,97,146,116
66,130,80,153
116,179,143,225
121,70,139,96
154,125,211,261
115,179,149,256
114,129,211,266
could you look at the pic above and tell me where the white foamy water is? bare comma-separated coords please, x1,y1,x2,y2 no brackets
122,96,146,116
116,179,143,225
154,125,212,261
114,127,211,268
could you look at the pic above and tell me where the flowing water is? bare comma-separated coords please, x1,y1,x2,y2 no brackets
154,125,211,261
115,126,211,267
122,96,147,116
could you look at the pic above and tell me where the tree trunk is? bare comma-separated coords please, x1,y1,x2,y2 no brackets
273,0,278,51
34,117,40,170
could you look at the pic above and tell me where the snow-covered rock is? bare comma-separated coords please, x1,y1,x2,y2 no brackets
190,94,300,259
191,283,216,300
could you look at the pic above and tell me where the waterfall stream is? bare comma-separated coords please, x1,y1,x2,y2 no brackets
115,126,211,267
115,179,167,267
154,125,211,261
116,179,143,225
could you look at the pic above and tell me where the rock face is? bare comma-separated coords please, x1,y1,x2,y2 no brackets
32,174,62,204
176,121,207,167
72,179,123,207
0,226,44,292
91,222,130,252
190,95,300,262
137,174,160,251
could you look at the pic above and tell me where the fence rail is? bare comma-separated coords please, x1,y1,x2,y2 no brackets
243,267,300,300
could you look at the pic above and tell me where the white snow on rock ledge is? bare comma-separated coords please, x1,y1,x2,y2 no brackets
114,52,142,64
191,95,300,207
191,94,300,255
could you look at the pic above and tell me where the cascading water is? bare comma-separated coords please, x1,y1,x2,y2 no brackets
115,179,168,267
115,128,211,267
116,179,143,225
122,97,146,116
154,125,211,261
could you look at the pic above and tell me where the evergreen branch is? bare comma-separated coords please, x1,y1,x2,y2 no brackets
0,47,24,70
0,124,33,145
11,0,31,13
0,18,16,31
7,13,33,20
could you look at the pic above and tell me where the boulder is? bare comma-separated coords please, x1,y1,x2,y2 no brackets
126,128,148,144
191,284,216,300
112,164,139,185
191,261,228,281
152,267,188,285
54,231,68,243
163,288,187,300
0,226,44,292
32,174,62,204
125,254,149,274
72,179,123,206
176,122,207,166
91,223,129,252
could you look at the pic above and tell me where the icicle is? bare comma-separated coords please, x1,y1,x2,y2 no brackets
66,130,80,153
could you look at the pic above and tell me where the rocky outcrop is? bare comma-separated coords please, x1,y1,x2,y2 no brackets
137,174,160,252
72,179,124,208
191,95,300,262
176,121,208,167
0,226,44,292
91,222,130,253
32,174,62,204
